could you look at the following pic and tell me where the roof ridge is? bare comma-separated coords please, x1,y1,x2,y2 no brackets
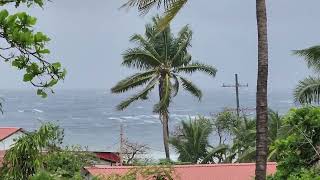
85,162,277,170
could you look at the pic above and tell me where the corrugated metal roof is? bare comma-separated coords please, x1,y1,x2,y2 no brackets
85,162,277,180
0,128,22,141
94,152,120,163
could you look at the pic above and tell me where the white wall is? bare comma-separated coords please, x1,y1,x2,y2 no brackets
0,131,24,150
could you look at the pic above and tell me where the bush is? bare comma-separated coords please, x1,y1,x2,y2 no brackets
269,106,320,179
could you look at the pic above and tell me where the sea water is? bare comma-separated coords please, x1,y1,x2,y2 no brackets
0,89,294,159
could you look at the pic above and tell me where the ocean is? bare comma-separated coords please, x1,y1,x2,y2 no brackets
0,89,294,159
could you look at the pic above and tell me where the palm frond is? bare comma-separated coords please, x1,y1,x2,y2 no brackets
122,48,161,70
202,145,229,164
294,76,320,104
236,146,256,163
154,74,171,113
157,0,188,32
130,34,162,61
170,117,212,163
171,26,192,66
121,0,176,14
171,74,179,97
111,70,157,93
174,62,217,77
179,76,202,100
294,45,320,72
116,76,158,111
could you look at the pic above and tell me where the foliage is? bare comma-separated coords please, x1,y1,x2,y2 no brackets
269,107,320,179
121,0,187,31
0,0,66,99
43,146,96,179
0,123,63,180
0,123,94,180
268,168,320,180
170,117,213,163
0,0,47,7
170,109,285,164
111,16,216,158
96,166,175,180
212,110,238,145
111,16,216,113
293,46,320,104
30,170,56,180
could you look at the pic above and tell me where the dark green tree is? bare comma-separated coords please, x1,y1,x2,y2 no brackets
111,17,217,159
0,123,64,180
269,107,320,179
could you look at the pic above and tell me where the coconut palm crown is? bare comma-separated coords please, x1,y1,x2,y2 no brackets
294,45,320,104
111,17,217,159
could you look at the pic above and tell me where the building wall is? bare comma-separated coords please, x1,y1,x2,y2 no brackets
0,131,24,150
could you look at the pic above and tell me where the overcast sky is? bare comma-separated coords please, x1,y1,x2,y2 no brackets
0,0,319,92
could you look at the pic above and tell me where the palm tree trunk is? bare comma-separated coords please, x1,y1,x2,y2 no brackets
162,111,170,159
159,78,170,160
255,0,269,179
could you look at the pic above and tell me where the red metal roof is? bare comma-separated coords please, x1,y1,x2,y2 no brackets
0,128,22,141
85,162,277,180
94,152,120,163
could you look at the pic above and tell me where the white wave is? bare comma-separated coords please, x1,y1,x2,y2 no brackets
279,100,293,104
32,109,43,113
108,117,124,122
172,109,191,112
171,114,188,118
122,116,140,120
150,115,159,119
143,120,157,124
136,106,144,109
136,115,151,118
18,110,24,113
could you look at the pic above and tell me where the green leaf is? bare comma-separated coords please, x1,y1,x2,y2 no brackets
38,49,50,54
0,10,8,22
23,73,34,82
52,62,61,69
48,79,58,87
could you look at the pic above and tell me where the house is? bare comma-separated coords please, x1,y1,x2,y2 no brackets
0,127,26,150
92,151,120,166
0,127,26,166
83,162,277,180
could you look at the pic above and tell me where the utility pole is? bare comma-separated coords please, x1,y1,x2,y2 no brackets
119,123,124,166
222,74,248,117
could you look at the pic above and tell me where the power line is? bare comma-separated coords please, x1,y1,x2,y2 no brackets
119,123,124,165
222,74,248,117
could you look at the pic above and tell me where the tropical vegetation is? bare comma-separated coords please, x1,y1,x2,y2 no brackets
122,0,270,178
294,46,320,104
169,109,284,164
0,123,96,180
111,17,217,159
0,0,66,112
268,107,320,179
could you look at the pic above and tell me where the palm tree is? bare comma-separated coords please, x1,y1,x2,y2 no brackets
170,117,229,164
170,117,212,163
293,46,320,104
111,17,217,159
123,1,270,178
255,0,269,179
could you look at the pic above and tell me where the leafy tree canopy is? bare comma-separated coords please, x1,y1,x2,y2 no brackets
0,0,66,100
